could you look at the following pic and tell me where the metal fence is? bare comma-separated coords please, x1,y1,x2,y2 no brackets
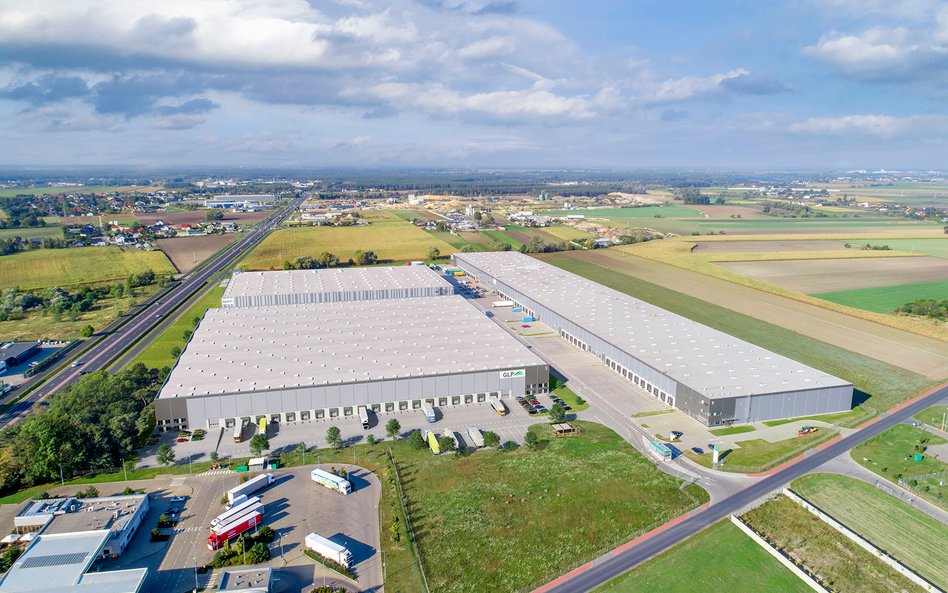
387,448,432,593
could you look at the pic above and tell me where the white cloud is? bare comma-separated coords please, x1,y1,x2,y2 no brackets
789,114,948,136
642,69,750,104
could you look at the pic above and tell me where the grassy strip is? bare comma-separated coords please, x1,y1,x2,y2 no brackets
540,253,936,413
684,429,835,472
913,404,947,431
792,473,947,589
630,409,675,418
812,279,948,314
593,520,812,593
851,424,947,509
304,549,356,579
761,406,874,428
552,385,589,412
742,496,927,593
129,285,226,369
709,425,756,436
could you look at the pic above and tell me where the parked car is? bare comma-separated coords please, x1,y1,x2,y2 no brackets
169,496,187,503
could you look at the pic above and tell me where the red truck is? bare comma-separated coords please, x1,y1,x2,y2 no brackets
207,510,263,550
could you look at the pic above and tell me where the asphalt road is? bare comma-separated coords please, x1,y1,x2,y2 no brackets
0,197,302,429
541,382,948,593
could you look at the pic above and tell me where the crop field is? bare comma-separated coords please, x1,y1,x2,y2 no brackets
593,520,811,593
540,252,937,409
0,247,175,289
483,230,523,250
851,424,947,508
541,225,596,242
158,234,237,273
0,225,64,240
792,474,948,589
402,421,707,593
136,210,269,227
913,404,947,431
388,208,443,221
0,185,162,197
693,239,849,252
812,279,948,313
129,285,225,370
239,210,457,269
546,206,704,220
866,238,948,259
741,496,926,593
721,257,948,293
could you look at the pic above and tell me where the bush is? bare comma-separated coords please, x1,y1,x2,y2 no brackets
483,431,500,448
524,431,540,449
304,550,355,579
407,430,426,450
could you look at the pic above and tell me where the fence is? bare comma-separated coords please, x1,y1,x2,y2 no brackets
387,448,431,593
730,515,829,592
24,340,79,377
898,471,948,509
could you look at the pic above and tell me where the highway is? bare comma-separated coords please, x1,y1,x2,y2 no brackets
540,381,948,593
0,196,303,429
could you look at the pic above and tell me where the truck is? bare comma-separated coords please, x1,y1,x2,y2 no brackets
467,426,484,448
358,405,369,430
226,473,275,505
311,468,352,495
421,402,436,423
232,420,245,444
207,510,262,550
425,430,441,455
522,316,536,323
492,300,514,307
489,395,507,416
212,498,263,529
257,417,267,436
305,532,353,568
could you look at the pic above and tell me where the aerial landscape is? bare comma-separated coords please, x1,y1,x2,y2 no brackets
0,2,946,593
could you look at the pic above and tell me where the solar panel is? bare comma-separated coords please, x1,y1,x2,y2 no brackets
19,552,88,569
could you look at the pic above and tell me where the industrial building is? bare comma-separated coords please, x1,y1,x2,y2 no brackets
0,530,148,593
218,568,272,593
454,251,853,426
0,342,40,372
222,266,454,308
155,295,548,431
204,194,276,209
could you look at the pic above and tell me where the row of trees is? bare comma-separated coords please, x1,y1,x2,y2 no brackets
896,298,948,320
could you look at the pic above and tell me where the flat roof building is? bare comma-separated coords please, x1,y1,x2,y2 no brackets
222,266,454,308
156,295,548,431
454,251,853,426
0,342,40,372
218,568,272,593
204,194,276,209
0,530,148,593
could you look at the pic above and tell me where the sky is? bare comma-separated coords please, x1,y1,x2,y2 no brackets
1,0,947,170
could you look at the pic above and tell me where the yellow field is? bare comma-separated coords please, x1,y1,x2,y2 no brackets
0,247,175,289
542,225,596,242
240,210,459,270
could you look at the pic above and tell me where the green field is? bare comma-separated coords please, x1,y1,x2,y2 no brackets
685,429,833,471
0,247,175,289
594,520,811,593
539,225,596,242
792,474,948,589
240,211,458,269
129,285,225,369
540,253,935,413
546,206,702,220
0,226,64,240
403,421,707,593
851,424,947,507
812,279,948,313
709,425,756,436
913,404,948,431
484,230,523,250
742,496,926,593
0,185,161,197
860,238,948,259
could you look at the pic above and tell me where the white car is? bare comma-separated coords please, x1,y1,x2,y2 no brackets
169,496,187,503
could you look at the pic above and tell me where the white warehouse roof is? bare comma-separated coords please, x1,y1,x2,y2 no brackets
159,295,545,399
455,251,851,399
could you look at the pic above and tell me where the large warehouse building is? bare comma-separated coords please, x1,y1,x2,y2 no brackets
222,266,454,308
454,251,853,426
155,294,548,431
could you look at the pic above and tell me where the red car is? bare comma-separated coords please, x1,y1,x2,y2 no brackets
176,437,188,443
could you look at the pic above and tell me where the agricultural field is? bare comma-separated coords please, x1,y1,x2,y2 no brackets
851,424,947,508
812,279,948,313
913,404,948,431
593,520,811,593
741,496,927,593
0,247,175,289
388,208,443,221
867,238,948,259
541,225,596,242
0,185,162,197
158,234,237,273
0,225,64,240
402,421,707,593
693,239,849,252
136,210,268,227
546,205,704,220
239,210,457,269
792,473,948,589
129,285,225,370
720,257,948,293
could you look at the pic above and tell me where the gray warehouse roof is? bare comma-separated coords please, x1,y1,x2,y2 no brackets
455,251,851,398
159,295,545,399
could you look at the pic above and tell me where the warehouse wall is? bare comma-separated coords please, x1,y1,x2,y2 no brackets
223,285,454,308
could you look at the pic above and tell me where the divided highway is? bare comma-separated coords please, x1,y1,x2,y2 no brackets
0,197,302,429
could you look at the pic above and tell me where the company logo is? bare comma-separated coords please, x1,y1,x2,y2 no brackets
500,369,526,379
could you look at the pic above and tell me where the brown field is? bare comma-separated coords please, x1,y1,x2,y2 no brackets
158,234,238,273
721,256,948,293
137,210,269,226
562,249,948,379
689,205,766,218
694,240,848,253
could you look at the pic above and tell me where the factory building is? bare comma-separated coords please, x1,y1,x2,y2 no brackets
204,194,276,209
155,295,548,431
222,266,454,308
454,252,853,426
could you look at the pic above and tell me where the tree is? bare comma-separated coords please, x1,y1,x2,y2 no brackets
366,434,376,445
459,244,474,253
483,431,500,448
296,441,307,455
182,329,192,341
407,430,426,450
354,250,378,266
325,426,342,449
156,443,175,466
191,316,201,327
209,451,219,463
481,213,495,227
549,403,566,423
170,346,182,358
246,542,270,564
385,419,401,439
437,436,456,454
204,209,224,221
249,434,270,456
524,431,540,449
426,246,441,261
80,325,94,338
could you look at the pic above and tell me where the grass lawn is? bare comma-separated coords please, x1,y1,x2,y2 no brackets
0,247,175,289
913,404,948,431
742,496,927,593
541,225,596,242
685,429,834,472
400,421,707,593
709,425,756,436
792,473,948,589
0,226,64,240
553,384,589,412
594,520,811,593
851,424,947,508
129,285,226,369
812,279,948,313
761,406,874,427
239,211,457,269
540,253,935,414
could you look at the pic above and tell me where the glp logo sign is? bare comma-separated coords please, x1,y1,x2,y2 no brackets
500,369,526,379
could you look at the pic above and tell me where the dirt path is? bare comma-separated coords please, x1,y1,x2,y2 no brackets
565,250,948,380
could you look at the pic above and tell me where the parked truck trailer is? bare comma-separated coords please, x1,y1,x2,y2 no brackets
227,473,275,505
212,497,263,528
305,532,353,568
207,510,262,550
467,426,484,448
310,468,352,494
489,395,507,416
358,405,369,430
421,402,436,423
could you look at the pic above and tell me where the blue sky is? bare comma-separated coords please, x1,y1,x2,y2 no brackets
1,0,946,169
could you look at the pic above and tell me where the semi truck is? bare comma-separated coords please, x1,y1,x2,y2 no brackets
425,430,441,455
212,499,263,529
421,402,436,423
467,426,484,448
489,395,507,416
227,473,275,505
233,419,245,444
358,405,369,429
311,468,352,494
257,417,267,436
207,510,262,550
492,300,514,307
305,532,353,568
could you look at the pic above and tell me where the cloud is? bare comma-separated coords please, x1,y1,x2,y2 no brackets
788,114,948,136
156,98,219,116
642,69,750,103
1,74,89,105
720,73,791,95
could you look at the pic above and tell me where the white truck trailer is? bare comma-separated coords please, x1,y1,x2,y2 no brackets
467,426,485,448
489,395,507,416
212,497,263,528
421,402,436,423
358,405,369,429
305,532,353,568
227,473,275,505
311,468,352,494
